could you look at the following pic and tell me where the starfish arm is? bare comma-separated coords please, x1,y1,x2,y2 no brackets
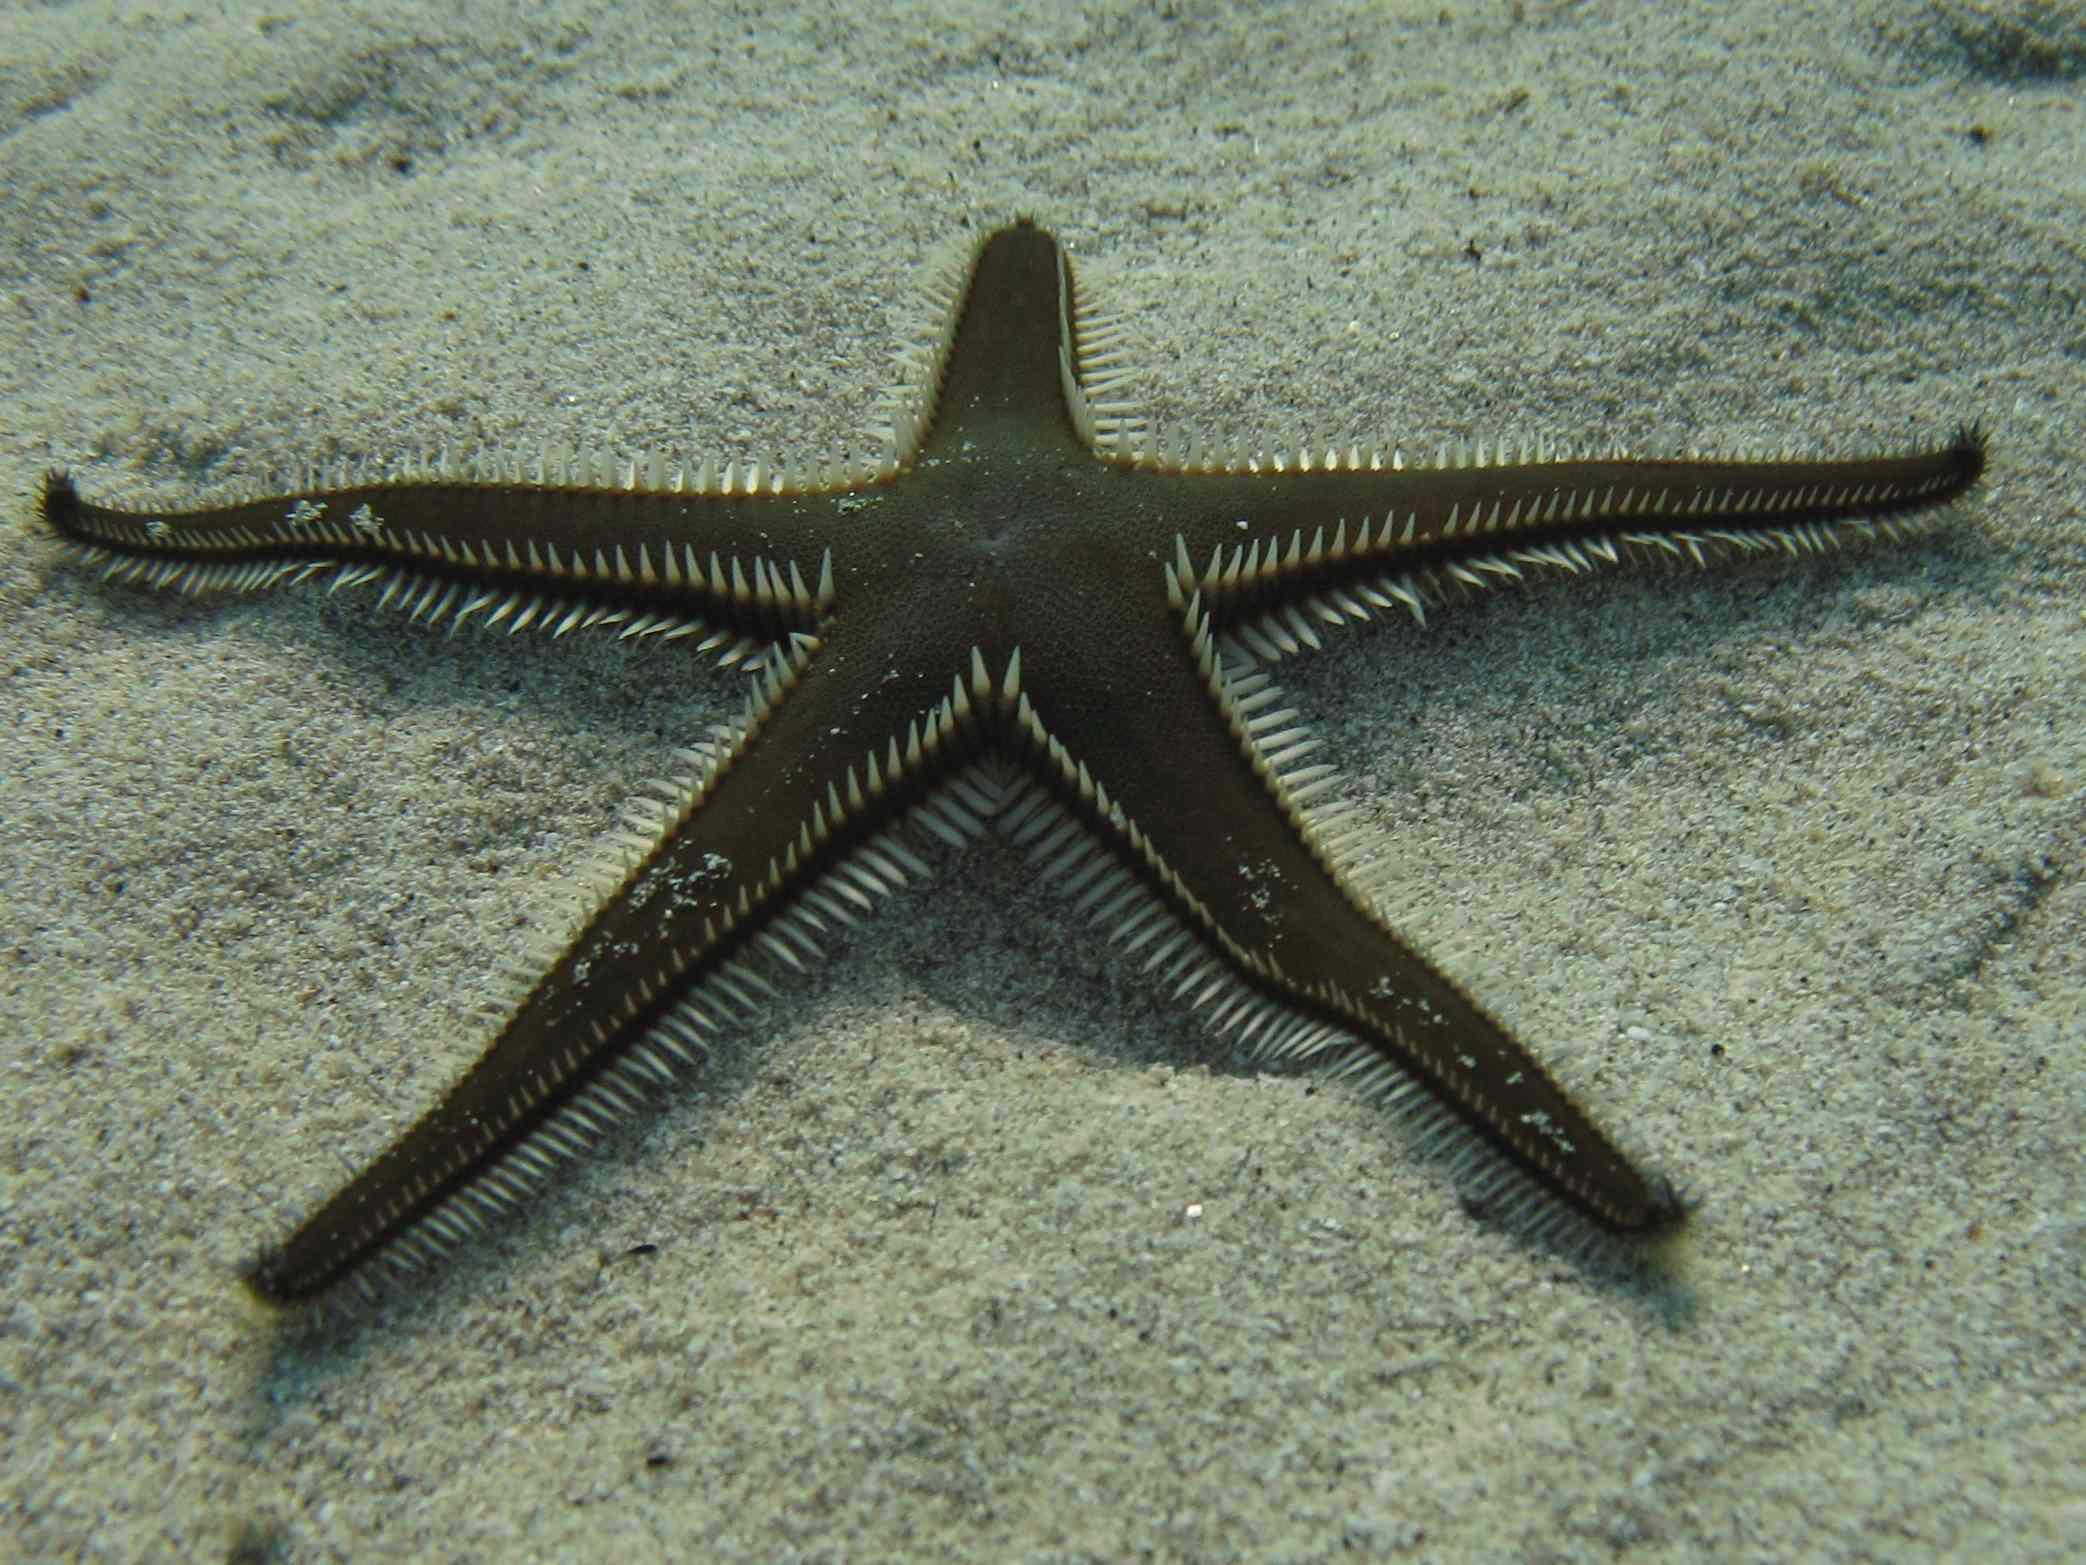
38,459,857,657
1005,596,1677,1242
241,617,1011,1304
1112,423,1986,660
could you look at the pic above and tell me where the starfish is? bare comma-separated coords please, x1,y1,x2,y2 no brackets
42,219,1985,1307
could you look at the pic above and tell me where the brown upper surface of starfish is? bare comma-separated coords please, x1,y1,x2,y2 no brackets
41,218,1986,1306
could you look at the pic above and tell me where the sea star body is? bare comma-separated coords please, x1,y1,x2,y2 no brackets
42,220,1985,1304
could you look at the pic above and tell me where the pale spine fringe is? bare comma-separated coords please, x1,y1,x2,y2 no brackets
68,226,1977,1300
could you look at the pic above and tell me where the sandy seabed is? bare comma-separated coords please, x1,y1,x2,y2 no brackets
2,2,2080,1560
